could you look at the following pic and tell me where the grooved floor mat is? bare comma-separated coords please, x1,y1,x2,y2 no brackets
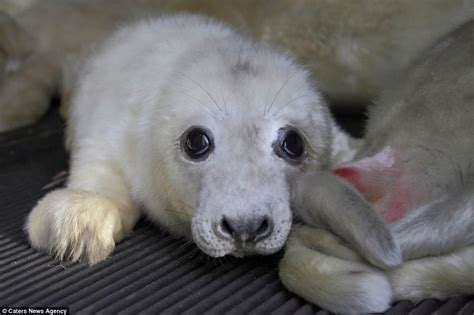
1,109,473,314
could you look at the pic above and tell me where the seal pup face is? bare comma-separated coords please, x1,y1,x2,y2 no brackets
151,43,333,257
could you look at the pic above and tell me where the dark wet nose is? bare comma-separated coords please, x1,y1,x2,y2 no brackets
215,215,274,243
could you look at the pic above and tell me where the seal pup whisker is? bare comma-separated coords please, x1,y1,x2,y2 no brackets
176,72,225,115
264,74,292,117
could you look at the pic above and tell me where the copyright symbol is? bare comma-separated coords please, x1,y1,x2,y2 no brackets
2,308,6,314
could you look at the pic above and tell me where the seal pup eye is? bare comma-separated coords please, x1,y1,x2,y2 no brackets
282,130,304,158
182,126,214,160
273,127,305,162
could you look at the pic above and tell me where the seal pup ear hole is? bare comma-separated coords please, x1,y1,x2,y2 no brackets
180,126,214,161
273,127,305,163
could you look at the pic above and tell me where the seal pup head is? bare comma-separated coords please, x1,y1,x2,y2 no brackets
148,32,333,257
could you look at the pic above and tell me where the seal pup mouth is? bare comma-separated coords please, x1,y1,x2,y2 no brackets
229,240,259,257
191,213,292,258
230,250,256,258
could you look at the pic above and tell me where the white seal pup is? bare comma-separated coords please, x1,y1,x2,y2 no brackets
25,14,368,264
280,20,474,313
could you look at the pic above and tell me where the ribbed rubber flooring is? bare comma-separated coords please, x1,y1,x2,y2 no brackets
1,109,473,314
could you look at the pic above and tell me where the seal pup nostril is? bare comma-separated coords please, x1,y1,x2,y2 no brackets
254,216,274,242
214,216,234,240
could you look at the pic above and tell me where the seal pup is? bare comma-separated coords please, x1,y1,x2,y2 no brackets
25,14,380,264
280,20,474,313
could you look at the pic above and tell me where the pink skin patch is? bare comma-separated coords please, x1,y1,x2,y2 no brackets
332,147,412,223
332,167,366,194
384,176,410,223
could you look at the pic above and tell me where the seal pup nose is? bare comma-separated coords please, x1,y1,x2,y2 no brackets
215,215,274,243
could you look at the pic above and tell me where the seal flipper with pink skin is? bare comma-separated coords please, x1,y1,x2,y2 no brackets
332,146,474,260
332,146,412,223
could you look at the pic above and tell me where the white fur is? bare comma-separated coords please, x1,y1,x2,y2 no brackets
390,245,474,301
26,189,126,264
280,226,392,313
281,226,474,313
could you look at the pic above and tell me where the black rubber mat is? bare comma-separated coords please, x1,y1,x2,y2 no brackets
1,108,473,314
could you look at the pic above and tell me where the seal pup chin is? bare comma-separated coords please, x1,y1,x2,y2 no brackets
26,14,354,263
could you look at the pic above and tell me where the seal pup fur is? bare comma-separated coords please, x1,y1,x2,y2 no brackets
25,14,382,264
280,20,474,312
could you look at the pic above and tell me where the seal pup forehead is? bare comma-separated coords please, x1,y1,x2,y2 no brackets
164,41,330,135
